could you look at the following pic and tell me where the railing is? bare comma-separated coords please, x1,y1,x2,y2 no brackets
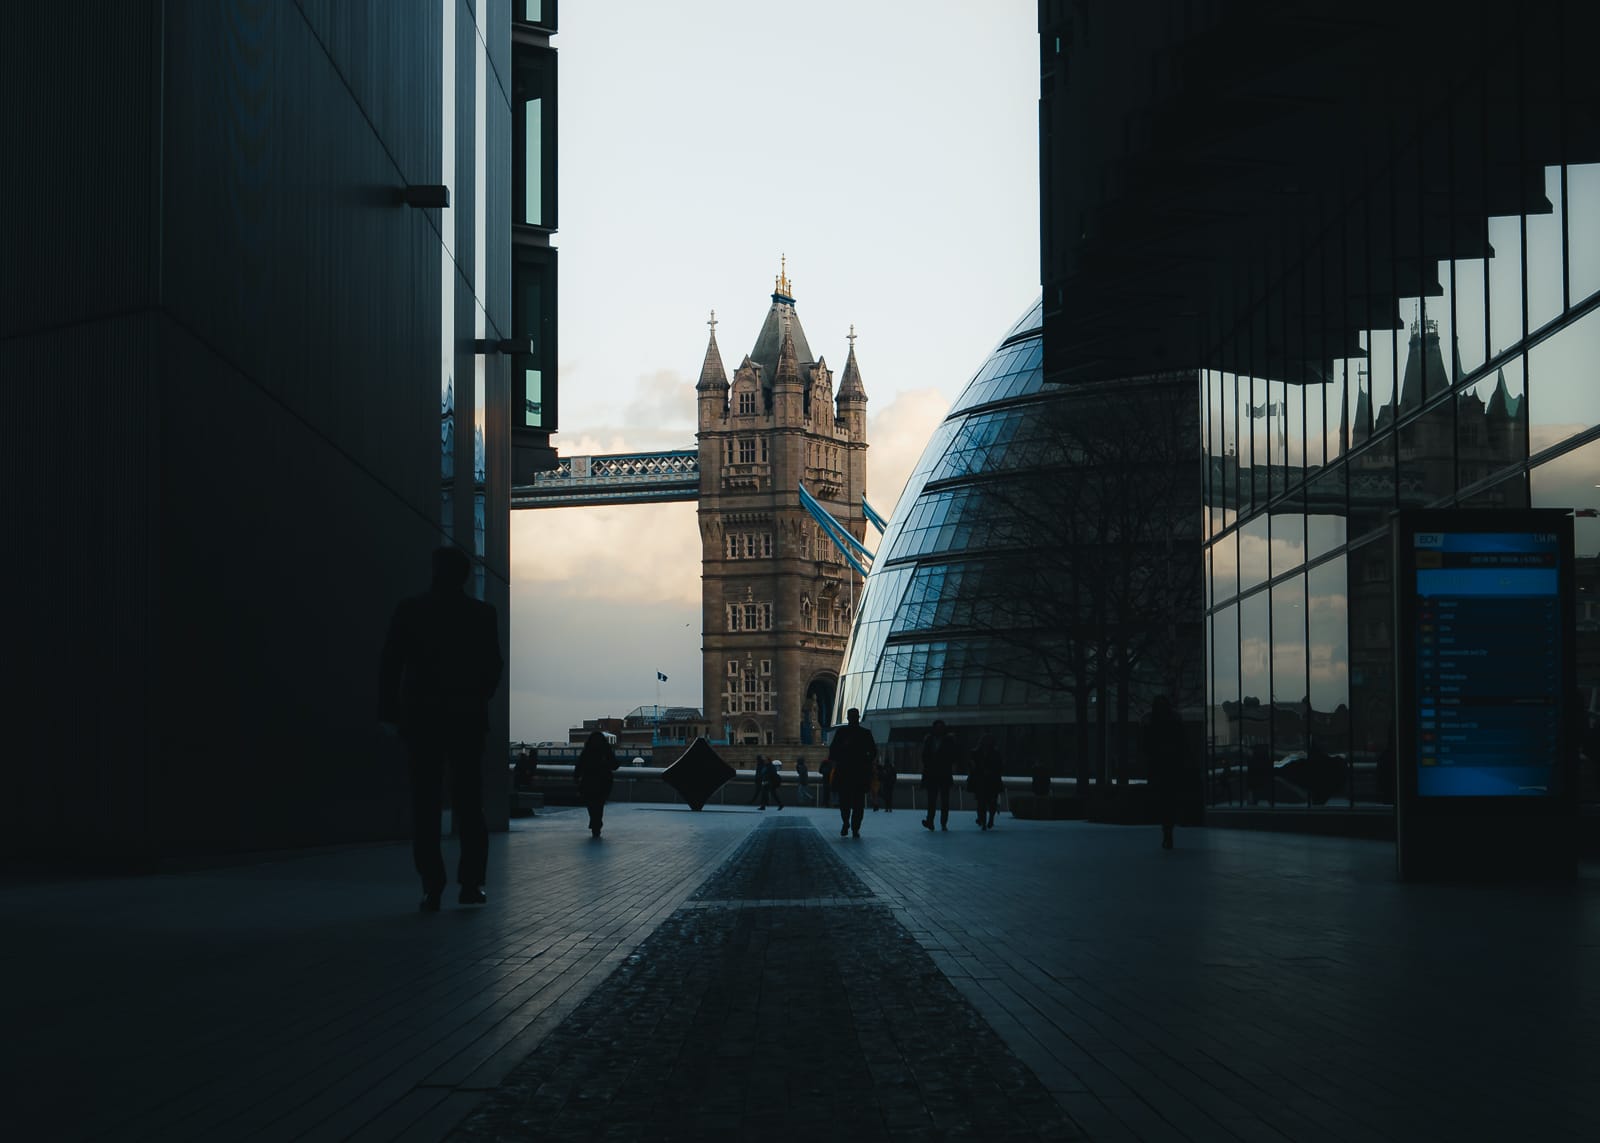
512,450,699,508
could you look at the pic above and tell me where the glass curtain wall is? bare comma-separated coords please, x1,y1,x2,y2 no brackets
1202,42,1600,810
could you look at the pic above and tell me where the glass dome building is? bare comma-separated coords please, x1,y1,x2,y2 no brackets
836,299,1202,773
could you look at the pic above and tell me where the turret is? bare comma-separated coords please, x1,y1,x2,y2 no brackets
695,309,729,431
835,324,868,441
772,329,804,426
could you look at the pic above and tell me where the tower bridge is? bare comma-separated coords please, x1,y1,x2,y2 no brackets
511,448,700,508
510,264,872,748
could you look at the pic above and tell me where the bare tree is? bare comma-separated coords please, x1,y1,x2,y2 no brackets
915,373,1203,789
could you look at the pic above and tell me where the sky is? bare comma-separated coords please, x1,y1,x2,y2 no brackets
509,1,1042,743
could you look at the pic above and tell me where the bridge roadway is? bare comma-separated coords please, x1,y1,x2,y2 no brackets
512,449,699,509
5,807,1597,1140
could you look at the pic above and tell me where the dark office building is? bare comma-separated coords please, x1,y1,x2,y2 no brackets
1039,0,1600,811
2,4,558,861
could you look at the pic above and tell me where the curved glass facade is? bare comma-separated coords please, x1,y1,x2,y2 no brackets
839,300,1202,772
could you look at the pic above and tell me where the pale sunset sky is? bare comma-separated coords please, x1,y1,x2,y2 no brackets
508,1,1042,742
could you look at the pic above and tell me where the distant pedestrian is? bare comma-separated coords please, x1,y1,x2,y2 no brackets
379,546,503,912
759,757,785,810
920,719,959,832
796,757,812,804
748,754,768,805
574,729,621,838
829,709,878,838
877,756,897,812
819,757,835,807
970,733,1003,830
1141,695,1187,849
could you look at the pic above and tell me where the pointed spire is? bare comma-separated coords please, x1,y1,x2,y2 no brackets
696,308,728,390
774,253,793,301
774,329,801,389
837,324,867,403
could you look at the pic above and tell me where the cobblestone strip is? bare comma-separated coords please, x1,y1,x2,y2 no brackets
450,820,1080,1141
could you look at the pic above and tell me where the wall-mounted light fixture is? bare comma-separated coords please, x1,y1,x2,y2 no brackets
398,184,451,208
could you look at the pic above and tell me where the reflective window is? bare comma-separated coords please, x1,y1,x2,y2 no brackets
1346,541,1393,805
1238,515,1269,593
1308,557,1351,803
1269,500,1305,579
1528,304,1600,456
1569,163,1600,304
1527,166,1566,333
1488,212,1524,357
1306,465,1346,561
1347,435,1395,541
1272,574,1308,777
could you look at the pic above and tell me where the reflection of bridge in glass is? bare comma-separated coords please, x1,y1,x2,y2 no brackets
512,449,699,509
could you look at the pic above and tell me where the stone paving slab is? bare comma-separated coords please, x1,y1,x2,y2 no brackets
4,803,1600,1141
450,818,1077,1141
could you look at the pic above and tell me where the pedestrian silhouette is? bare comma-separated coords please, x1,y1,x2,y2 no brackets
796,756,812,804
574,729,620,837
759,758,784,810
379,546,503,911
920,719,959,831
747,754,768,804
829,708,878,838
877,755,898,812
1142,695,1187,849
970,733,1003,830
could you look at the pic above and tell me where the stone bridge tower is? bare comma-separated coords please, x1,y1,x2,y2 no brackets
695,263,869,747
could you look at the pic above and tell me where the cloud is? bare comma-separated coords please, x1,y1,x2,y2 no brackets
512,501,700,604
866,387,954,516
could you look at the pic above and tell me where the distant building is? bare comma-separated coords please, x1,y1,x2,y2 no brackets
695,266,870,746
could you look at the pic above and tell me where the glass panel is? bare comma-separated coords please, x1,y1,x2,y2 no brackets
1397,396,1453,511
1487,213,1524,357
1347,434,1394,541
1527,166,1565,332
1308,557,1352,805
1272,575,1308,803
1455,353,1524,491
1348,338,1373,447
523,98,542,224
1569,163,1600,304
1528,305,1600,458
1369,326,1399,436
1208,603,1240,806
1211,527,1238,604
1346,540,1393,805
1270,499,1305,579
1459,470,1528,511
1246,375,1271,509
1239,590,1272,804
1239,515,1269,593
1306,464,1347,561
1452,255,1489,379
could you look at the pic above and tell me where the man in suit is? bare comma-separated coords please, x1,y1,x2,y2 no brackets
380,546,503,911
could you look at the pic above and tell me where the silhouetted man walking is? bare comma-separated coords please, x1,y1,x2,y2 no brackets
829,708,878,838
380,546,503,911
920,719,958,831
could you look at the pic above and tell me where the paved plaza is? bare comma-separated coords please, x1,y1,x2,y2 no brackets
4,804,1598,1141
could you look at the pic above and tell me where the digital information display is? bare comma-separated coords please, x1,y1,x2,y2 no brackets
1411,530,1561,797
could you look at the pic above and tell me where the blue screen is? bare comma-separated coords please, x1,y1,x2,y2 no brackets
1412,530,1560,797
